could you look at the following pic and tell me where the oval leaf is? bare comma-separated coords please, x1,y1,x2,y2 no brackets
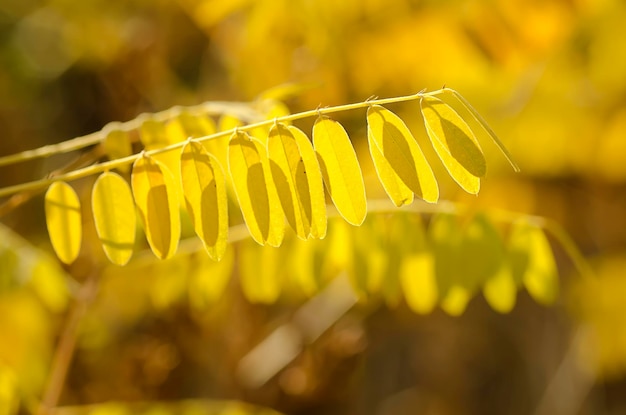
45,181,82,264
400,253,438,314
508,221,559,305
131,154,180,259
367,129,414,207
367,105,438,203
313,116,366,226
268,123,310,239
103,127,132,173
228,131,284,247
439,88,520,172
288,125,327,239
92,172,136,265
420,96,486,194
181,140,229,261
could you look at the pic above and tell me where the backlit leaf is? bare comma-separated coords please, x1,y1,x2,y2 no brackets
103,127,133,173
367,129,414,207
367,105,438,203
180,140,228,261
508,221,559,305
400,253,438,314
91,172,136,266
188,246,235,309
267,123,310,239
239,239,282,304
439,88,520,172
131,154,180,259
45,181,82,264
167,111,217,142
228,131,284,247
313,116,366,226
483,264,517,314
288,126,327,239
420,96,486,194
140,118,170,148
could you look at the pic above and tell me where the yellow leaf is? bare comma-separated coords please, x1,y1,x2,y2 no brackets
400,253,438,314
140,118,170,148
45,181,82,264
239,239,282,304
313,116,366,226
288,126,327,239
367,130,414,207
439,88,519,172
367,105,438,203
483,264,517,314
420,96,486,194
131,154,180,259
188,246,234,309
218,114,244,133
228,131,284,247
180,140,229,261
267,123,310,239
91,172,136,266
168,111,217,142
508,221,559,305
103,127,132,173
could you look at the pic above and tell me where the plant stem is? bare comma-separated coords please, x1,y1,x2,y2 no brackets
0,90,443,199
37,271,100,415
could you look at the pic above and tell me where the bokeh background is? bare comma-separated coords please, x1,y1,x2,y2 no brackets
2,0,626,414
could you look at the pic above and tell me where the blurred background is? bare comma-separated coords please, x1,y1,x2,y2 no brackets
1,0,626,414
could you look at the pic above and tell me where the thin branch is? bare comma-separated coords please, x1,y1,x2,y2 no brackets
0,90,446,199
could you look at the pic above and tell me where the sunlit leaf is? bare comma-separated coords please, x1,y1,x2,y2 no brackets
439,88,519,172
228,131,284,247
140,118,170,148
400,253,437,314
313,116,366,226
288,126,327,239
367,130,414,207
180,140,228,261
508,221,559,305
131,154,180,259
429,213,467,315
167,111,217,143
188,246,234,309
367,105,438,203
103,127,133,173
91,172,136,266
483,264,517,314
239,239,282,304
267,123,310,239
420,96,486,194
45,181,82,264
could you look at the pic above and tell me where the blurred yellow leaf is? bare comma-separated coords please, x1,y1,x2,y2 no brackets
483,264,517,314
131,154,180,259
45,181,82,264
313,116,366,226
420,96,486,194
239,240,282,304
367,105,438,203
91,172,136,266
400,253,438,314
508,221,559,305
188,246,234,309
103,128,133,173
180,140,228,261
228,131,284,247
